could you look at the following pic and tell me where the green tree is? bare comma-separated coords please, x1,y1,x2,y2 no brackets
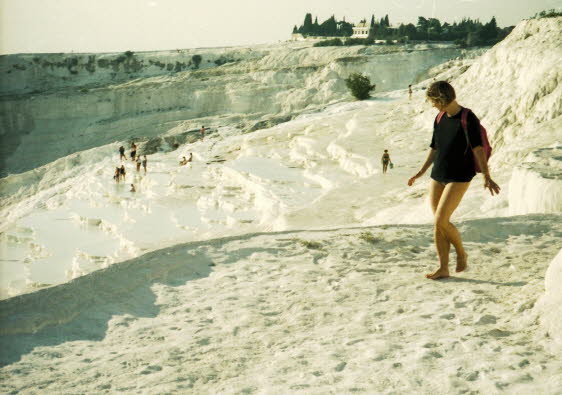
339,20,354,37
428,18,442,34
481,16,498,40
313,16,320,35
417,17,429,39
345,73,375,100
320,15,338,36
442,22,451,40
192,54,202,69
404,23,418,40
303,13,313,34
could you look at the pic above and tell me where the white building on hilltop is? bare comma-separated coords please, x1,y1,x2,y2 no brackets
352,21,371,38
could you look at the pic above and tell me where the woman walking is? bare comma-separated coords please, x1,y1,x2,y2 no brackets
408,81,500,280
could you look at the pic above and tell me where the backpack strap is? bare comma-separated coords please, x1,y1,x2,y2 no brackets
436,111,446,124
460,108,471,153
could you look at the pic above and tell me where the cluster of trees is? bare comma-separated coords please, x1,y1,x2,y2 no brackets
293,14,353,37
293,13,515,47
532,9,562,19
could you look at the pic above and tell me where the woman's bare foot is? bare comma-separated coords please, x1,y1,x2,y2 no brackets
426,267,450,280
456,252,468,273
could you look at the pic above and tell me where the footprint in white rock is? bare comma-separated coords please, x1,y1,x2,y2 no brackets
518,359,530,368
457,368,480,382
422,351,443,359
486,329,512,338
140,365,163,375
475,314,497,325
334,362,347,372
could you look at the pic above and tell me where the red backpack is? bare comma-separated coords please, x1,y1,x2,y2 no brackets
436,108,492,173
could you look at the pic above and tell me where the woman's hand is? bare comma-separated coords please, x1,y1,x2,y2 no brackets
408,171,422,186
484,174,501,196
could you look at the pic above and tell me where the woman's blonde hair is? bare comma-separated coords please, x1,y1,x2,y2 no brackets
426,81,456,107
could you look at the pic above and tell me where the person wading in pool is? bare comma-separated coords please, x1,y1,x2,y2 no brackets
381,149,392,174
142,155,148,174
130,142,137,161
407,81,500,280
120,164,126,181
119,145,126,161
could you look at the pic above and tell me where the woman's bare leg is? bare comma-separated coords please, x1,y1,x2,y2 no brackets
429,180,448,278
428,181,470,279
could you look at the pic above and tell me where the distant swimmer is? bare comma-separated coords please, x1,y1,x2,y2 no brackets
142,155,148,174
408,84,412,100
136,156,141,172
179,156,188,166
114,167,121,183
130,184,136,192
120,164,126,181
200,126,205,140
119,145,126,161
187,153,193,163
381,149,392,174
130,142,137,161
407,81,500,280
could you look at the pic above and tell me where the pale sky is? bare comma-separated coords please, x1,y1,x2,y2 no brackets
1,0,561,54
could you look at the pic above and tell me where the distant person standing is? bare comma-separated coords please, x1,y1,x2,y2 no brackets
187,153,193,163
200,126,205,140
142,155,148,174
114,167,121,183
136,156,141,173
120,164,126,181
130,142,137,161
381,149,392,174
119,146,126,161
408,85,413,100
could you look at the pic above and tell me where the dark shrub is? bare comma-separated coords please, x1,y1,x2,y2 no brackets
345,73,375,100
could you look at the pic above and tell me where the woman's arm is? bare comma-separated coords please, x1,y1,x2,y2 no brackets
472,146,501,195
408,148,436,186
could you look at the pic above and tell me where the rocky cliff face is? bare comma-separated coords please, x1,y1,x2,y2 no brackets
1,42,466,176
0,47,264,95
